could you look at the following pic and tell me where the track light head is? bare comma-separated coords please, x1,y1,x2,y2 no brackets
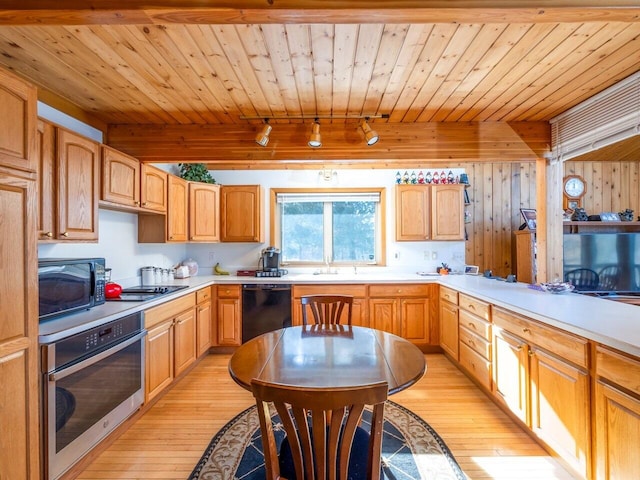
361,118,379,146
308,119,322,148
255,120,272,147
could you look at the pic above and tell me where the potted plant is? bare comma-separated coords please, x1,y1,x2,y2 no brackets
178,163,216,184
437,263,451,275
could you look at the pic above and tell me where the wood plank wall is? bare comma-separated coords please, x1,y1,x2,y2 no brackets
564,160,640,216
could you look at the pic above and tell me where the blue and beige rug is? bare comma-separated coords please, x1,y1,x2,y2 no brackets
188,400,466,480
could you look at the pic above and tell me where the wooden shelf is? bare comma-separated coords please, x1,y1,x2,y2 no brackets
564,221,640,234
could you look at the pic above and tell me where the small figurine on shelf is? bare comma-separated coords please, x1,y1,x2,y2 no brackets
425,171,432,184
440,170,447,184
447,170,455,183
402,171,410,184
418,171,425,184
395,171,402,184
619,208,634,221
432,171,440,184
437,263,451,275
410,171,417,184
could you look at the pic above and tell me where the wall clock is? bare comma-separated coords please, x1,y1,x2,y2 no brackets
563,175,586,209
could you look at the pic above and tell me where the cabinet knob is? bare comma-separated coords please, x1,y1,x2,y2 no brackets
522,327,531,334
468,322,476,329
528,349,535,357
516,344,524,351
61,232,69,237
142,202,147,206
43,232,53,238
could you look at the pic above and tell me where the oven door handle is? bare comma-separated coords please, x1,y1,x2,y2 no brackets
48,330,147,382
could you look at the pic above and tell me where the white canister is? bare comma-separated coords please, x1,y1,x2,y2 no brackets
141,266,155,285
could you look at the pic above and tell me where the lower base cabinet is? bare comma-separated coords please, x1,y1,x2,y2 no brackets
144,293,196,402
215,285,241,346
196,287,212,356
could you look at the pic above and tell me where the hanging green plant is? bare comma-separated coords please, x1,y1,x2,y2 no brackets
178,163,216,184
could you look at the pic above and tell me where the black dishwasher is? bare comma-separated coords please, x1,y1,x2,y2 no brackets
242,284,292,343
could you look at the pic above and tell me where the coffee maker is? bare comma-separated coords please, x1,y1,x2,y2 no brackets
257,247,287,277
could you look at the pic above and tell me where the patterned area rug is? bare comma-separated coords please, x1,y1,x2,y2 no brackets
188,400,467,480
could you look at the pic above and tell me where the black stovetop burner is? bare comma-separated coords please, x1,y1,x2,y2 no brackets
106,285,189,302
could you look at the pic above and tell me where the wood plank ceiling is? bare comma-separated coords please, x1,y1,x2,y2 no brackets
0,2,638,166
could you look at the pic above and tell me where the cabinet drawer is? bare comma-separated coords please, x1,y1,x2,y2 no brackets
293,284,367,298
196,286,212,304
369,284,430,297
459,343,491,391
216,284,240,298
596,346,640,396
460,326,491,359
493,307,588,369
459,309,491,340
439,286,458,305
458,293,490,320
145,293,196,328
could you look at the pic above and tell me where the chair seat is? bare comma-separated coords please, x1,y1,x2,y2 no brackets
279,426,374,480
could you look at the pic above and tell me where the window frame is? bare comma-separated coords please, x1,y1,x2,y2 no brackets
270,187,387,266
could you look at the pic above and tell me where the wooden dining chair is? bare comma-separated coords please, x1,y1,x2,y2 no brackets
564,268,599,291
300,295,354,326
251,379,388,480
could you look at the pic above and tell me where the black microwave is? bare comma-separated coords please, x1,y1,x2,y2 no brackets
38,258,106,321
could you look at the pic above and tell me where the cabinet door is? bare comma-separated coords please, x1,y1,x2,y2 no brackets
0,173,39,480
400,298,430,344
174,309,197,376
350,298,368,327
369,298,399,335
167,174,188,242
530,349,591,478
101,146,140,207
595,381,640,480
217,298,241,346
146,319,174,402
439,301,459,359
220,185,263,242
189,182,220,242
431,185,464,240
196,300,212,357
0,69,37,172
56,128,100,241
396,185,429,241
141,163,167,212
37,119,56,241
492,328,529,424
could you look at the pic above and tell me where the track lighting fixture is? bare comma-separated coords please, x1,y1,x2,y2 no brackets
308,119,322,148
360,118,379,146
254,119,272,147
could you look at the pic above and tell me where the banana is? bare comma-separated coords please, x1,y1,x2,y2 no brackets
214,262,230,275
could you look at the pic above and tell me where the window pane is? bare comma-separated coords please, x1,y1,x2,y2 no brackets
281,202,324,262
332,201,376,262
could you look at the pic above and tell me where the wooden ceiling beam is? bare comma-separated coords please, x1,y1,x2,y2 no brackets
1,2,639,25
107,121,550,169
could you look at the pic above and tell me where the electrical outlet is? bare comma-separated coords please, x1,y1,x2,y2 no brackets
431,251,438,260
208,251,216,263
394,251,400,259
423,250,430,260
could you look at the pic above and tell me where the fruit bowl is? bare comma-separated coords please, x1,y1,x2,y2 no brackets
540,282,575,294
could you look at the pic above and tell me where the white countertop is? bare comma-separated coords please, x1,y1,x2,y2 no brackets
39,272,640,357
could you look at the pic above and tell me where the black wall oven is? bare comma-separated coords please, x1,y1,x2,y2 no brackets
41,311,146,480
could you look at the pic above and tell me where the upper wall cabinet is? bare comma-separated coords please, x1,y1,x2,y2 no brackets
396,184,465,241
0,68,37,173
101,146,167,214
138,174,190,243
189,182,220,242
220,185,264,242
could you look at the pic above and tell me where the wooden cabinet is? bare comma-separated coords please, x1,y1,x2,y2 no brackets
458,293,492,390
368,284,435,346
439,286,459,360
196,287,212,356
514,230,537,284
396,185,430,240
220,185,263,242
57,127,100,241
0,68,37,173
396,184,465,241
0,67,39,480
292,284,367,327
138,174,188,243
189,182,220,242
492,307,591,478
144,294,196,401
215,285,241,346
594,346,640,480
431,184,465,240
101,147,167,214
0,171,39,480
36,119,55,240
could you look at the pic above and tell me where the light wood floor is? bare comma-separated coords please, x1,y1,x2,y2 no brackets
75,353,579,480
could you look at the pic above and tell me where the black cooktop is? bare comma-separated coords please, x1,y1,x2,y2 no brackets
107,285,189,302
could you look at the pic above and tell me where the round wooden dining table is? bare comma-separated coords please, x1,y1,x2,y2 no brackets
228,325,426,395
